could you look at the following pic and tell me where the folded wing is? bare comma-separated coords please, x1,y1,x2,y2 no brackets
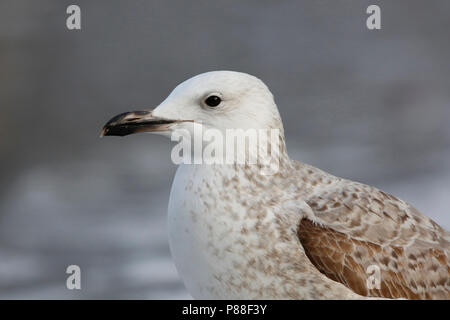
298,181,450,299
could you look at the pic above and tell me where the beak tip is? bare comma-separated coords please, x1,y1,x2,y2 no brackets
101,110,165,138
100,128,106,138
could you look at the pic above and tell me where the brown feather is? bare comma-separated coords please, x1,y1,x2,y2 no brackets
298,219,450,299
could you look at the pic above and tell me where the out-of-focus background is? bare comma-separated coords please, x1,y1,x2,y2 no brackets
0,0,449,299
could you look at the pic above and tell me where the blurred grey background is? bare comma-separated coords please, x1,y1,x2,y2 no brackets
0,0,449,299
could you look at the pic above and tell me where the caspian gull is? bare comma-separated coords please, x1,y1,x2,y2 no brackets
101,71,450,299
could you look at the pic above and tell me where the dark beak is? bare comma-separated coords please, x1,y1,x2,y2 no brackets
101,110,177,137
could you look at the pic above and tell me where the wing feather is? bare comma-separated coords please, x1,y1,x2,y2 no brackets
298,179,450,299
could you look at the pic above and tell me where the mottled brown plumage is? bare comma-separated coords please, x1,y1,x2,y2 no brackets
298,180,450,299
103,71,450,299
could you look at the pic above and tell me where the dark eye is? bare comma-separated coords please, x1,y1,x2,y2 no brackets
205,95,221,107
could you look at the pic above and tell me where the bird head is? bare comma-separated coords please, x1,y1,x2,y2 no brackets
101,71,284,138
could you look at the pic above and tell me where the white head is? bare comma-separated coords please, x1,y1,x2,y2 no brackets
102,71,287,172
102,71,284,137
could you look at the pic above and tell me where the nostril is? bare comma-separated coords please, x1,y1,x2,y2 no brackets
105,112,129,125
133,110,150,116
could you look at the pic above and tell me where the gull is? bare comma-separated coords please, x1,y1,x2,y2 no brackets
101,71,450,299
